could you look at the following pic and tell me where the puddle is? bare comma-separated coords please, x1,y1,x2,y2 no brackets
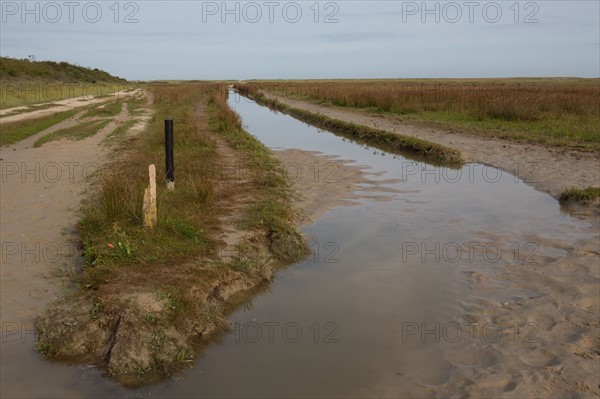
1,92,597,398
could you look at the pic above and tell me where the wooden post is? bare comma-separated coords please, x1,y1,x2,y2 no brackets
143,164,157,229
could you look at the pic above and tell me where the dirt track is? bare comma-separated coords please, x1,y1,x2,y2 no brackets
0,90,134,124
0,90,145,324
268,93,600,199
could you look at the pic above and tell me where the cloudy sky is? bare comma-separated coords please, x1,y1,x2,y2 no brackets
1,1,598,80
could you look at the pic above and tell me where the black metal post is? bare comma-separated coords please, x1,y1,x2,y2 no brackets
165,119,174,187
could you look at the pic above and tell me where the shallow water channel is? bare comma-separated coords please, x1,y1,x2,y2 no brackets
1,91,596,398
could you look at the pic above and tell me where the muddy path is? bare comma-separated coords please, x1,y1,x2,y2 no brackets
266,93,600,199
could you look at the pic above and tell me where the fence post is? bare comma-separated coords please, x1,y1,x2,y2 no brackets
143,164,157,229
165,119,174,191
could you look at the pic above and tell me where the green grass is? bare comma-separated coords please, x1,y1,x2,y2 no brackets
380,110,600,150
27,102,62,110
34,119,111,147
104,118,139,143
239,198,307,262
126,95,148,114
81,100,123,119
2,102,63,117
0,109,78,146
559,187,600,204
78,84,217,276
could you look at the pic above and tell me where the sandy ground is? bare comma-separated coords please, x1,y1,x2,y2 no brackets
268,93,600,199
0,98,137,326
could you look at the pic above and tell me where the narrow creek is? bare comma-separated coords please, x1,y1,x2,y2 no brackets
2,91,596,398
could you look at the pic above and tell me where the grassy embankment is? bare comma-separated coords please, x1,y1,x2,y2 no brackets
234,83,463,167
254,79,600,150
0,56,128,109
35,84,307,385
1,57,135,146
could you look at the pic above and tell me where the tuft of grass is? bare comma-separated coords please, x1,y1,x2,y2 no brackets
0,109,78,146
240,199,307,262
33,119,111,147
559,187,600,204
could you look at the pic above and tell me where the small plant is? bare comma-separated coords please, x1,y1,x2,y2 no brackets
90,302,101,319
176,347,193,363
145,313,158,324
136,365,152,375
111,223,136,258
162,290,188,318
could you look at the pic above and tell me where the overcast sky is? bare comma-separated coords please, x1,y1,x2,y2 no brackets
1,1,598,80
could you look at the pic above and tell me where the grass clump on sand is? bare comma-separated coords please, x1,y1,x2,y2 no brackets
559,187,600,204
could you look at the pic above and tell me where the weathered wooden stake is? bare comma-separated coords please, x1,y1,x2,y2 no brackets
165,119,174,191
143,164,157,229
